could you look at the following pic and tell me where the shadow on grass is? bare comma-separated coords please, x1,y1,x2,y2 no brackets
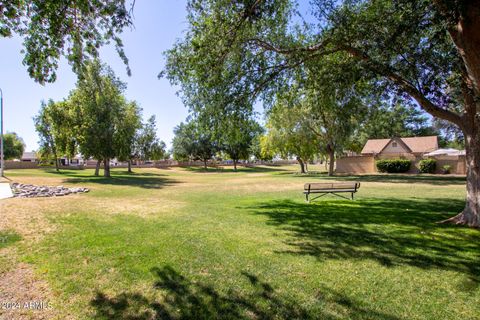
280,172,466,185
182,165,289,174
90,266,401,320
246,198,480,290
47,170,179,189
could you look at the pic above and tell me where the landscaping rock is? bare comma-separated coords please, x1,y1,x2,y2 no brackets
10,183,89,198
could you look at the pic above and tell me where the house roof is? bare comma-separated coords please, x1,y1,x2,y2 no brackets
361,139,391,154
21,151,37,160
361,136,438,154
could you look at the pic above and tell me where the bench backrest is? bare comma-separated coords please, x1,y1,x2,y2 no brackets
304,182,360,191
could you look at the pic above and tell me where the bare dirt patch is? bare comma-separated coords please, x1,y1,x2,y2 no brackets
0,263,57,320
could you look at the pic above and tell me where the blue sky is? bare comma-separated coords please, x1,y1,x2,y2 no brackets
0,1,191,151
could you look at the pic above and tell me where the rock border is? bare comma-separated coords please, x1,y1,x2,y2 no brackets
11,183,89,198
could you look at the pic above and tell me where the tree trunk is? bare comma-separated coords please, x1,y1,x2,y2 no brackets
233,159,237,171
305,161,308,173
327,145,335,176
438,0,480,98
297,157,306,174
442,129,480,227
203,159,208,170
127,159,132,173
54,158,59,172
95,160,101,176
103,158,111,177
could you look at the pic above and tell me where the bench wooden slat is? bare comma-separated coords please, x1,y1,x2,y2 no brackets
304,189,357,193
304,182,360,190
303,182,361,202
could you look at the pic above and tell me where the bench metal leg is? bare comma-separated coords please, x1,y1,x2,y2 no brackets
305,191,357,203
308,193,329,202
330,192,351,200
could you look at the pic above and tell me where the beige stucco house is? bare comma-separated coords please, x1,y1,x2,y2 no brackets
336,136,466,174
360,136,438,158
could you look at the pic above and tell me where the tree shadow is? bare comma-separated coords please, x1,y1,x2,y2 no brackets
245,198,480,290
90,266,402,320
182,165,289,174
48,170,180,189
281,173,466,185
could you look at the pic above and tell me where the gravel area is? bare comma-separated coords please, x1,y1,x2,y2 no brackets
10,183,89,198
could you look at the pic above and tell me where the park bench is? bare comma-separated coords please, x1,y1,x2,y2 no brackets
303,182,360,202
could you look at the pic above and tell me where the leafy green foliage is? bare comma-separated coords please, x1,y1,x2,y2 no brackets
34,101,57,164
34,99,79,170
135,115,167,161
356,103,438,148
172,120,217,164
2,132,25,160
0,0,23,37
34,60,149,175
442,164,452,174
262,101,319,170
115,102,143,164
250,134,274,161
1,0,134,83
218,114,262,169
69,61,128,169
419,159,437,174
376,159,411,173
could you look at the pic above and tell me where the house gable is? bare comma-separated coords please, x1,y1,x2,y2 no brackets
378,138,412,154
361,136,438,155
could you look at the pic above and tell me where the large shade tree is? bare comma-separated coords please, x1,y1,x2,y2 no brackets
135,115,167,163
115,101,142,173
164,0,480,227
218,113,262,171
172,120,217,169
34,99,78,171
263,102,319,174
70,60,132,177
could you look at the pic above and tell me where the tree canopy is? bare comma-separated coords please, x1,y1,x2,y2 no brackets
172,120,217,169
135,115,167,162
3,132,26,160
1,0,134,83
34,60,151,176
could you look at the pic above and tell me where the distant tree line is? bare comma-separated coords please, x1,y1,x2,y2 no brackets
172,111,264,171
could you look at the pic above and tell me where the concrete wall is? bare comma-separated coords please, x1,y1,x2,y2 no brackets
336,156,375,174
336,154,466,175
4,161,39,169
433,155,466,174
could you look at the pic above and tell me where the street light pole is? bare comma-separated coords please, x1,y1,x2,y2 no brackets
0,87,4,178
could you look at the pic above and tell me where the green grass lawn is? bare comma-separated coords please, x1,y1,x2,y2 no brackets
1,166,479,319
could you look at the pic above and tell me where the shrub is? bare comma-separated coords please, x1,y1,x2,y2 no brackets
376,159,411,173
442,165,452,174
419,159,436,174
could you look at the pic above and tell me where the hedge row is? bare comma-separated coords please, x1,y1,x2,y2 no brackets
376,159,411,173
419,159,437,173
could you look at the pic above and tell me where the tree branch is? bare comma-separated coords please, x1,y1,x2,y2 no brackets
246,38,331,54
343,45,464,128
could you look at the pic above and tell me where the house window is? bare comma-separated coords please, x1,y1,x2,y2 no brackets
392,142,397,148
